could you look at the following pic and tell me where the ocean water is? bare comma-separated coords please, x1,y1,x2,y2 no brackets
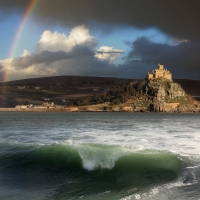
0,112,200,200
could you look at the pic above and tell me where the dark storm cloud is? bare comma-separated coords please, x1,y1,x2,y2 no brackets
9,38,200,79
125,37,200,79
12,51,71,68
9,45,130,78
34,0,200,41
0,0,200,40
11,45,115,72
0,0,28,11
1,0,200,80
12,45,96,69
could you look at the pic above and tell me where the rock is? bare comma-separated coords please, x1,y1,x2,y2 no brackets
168,83,185,98
141,78,200,112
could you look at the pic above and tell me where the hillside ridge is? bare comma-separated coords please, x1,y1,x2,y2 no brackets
0,74,200,112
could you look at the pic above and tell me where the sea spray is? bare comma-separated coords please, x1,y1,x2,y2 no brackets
74,143,130,170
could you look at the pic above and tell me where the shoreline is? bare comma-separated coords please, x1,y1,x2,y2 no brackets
0,107,199,113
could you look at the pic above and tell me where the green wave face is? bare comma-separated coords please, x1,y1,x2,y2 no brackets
0,142,183,199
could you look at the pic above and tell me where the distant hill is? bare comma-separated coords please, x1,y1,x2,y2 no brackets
0,75,200,108
2,75,128,85
0,76,129,107
174,79,200,101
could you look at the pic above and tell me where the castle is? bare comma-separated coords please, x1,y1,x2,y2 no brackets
147,64,172,80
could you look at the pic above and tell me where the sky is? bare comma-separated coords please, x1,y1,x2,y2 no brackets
0,0,200,82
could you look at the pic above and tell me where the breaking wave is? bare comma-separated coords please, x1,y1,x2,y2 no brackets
0,142,182,176
1,142,198,200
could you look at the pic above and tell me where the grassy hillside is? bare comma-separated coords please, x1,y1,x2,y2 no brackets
0,76,129,107
0,75,200,108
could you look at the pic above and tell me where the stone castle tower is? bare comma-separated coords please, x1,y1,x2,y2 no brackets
147,64,172,80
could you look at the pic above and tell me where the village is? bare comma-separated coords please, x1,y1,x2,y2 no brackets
15,101,58,109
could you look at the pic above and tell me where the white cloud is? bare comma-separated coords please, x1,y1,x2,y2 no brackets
0,25,126,81
0,57,13,73
21,49,31,57
36,25,97,53
95,46,123,63
173,38,190,45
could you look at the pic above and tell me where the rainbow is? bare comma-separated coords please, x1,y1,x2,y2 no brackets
4,0,39,82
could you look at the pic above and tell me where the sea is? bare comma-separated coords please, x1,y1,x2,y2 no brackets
0,112,200,200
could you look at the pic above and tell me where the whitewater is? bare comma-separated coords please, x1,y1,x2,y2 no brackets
0,112,200,200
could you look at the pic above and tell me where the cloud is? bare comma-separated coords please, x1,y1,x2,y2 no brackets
20,49,31,57
0,26,125,81
1,1,200,81
0,1,28,11
6,47,121,80
12,51,71,69
36,25,97,53
2,35,200,81
1,0,199,41
124,37,200,79
1,23,200,82
95,46,123,63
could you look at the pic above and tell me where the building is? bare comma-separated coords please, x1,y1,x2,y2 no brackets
147,64,172,80
42,102,55,108
15,104,33,108
33,105,49,109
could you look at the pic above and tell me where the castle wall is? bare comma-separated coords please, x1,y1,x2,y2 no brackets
158,65,164,70
147,64,172,80
147,74,153,79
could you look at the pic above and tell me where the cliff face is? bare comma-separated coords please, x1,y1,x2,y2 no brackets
142,78,200,112
145,79,185,100
168,83,185,98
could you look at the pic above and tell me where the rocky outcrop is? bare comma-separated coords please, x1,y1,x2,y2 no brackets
142,78,200,112
155,85,166,102
168,83,185,98
151,102,179,112
145,79,186,101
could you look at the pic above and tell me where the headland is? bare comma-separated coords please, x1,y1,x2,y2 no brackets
0,64,200,112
